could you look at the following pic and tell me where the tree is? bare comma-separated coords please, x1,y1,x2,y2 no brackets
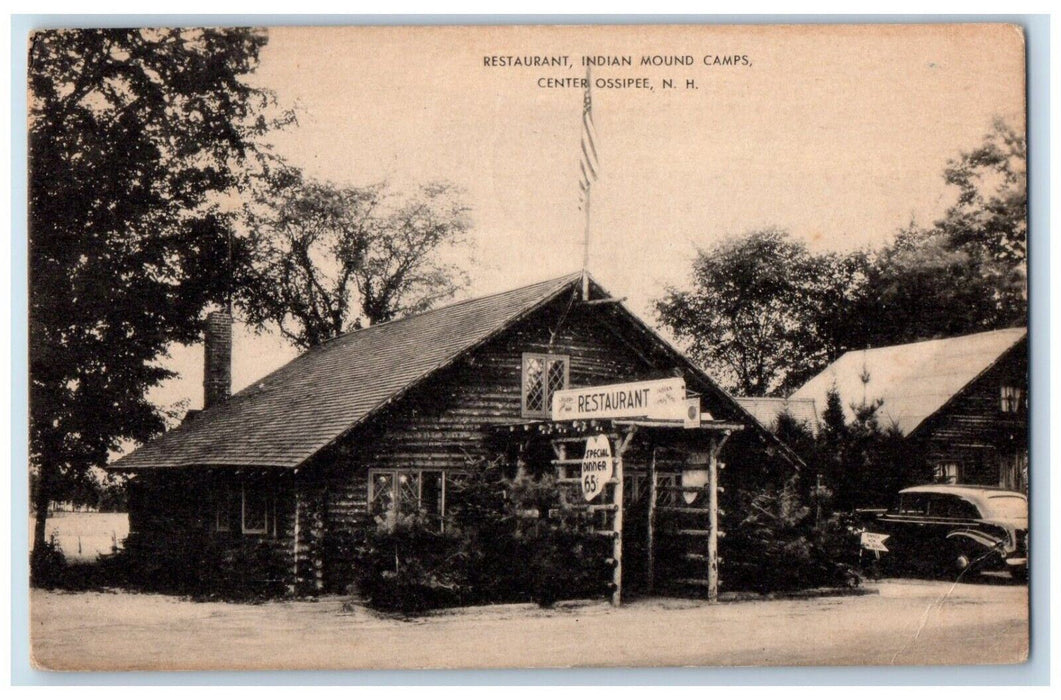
855,119,1027,347
28,28,287,565
239,169,473,349
654,228,869,396
656,119,1027,399
938,117,1027,304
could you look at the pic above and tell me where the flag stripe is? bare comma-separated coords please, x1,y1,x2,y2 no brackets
579,72,599,195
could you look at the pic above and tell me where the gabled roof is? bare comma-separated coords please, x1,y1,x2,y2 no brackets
112,273,583,470
112,271,801,472
735,397,819,434
789,327,1027,437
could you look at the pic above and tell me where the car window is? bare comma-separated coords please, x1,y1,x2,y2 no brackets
927,495,979,519
981,495,1027,520
896,493,928,515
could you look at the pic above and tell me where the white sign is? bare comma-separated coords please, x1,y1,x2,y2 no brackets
860,532,890,552
581,434,613,501
683,397,701,428
552,378,687,421
681,469,709,505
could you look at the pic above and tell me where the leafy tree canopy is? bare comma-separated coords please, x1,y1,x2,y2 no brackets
29,28,288,551
655,228,869,396
656,118,1026,398
238,168,473,349
861,119,1028,344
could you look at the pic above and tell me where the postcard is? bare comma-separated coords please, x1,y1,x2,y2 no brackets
26,23,1028,671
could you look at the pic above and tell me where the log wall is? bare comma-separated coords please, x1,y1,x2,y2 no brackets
916,339,1028,490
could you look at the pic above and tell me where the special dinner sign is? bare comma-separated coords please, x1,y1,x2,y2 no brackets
580,434,613,501
551,377,686,422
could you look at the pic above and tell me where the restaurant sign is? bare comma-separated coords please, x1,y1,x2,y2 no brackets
551,377,687,421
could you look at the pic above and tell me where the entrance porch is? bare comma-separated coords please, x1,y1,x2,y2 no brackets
491,417,743,604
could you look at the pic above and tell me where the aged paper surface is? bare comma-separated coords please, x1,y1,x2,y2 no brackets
28,23,1028,671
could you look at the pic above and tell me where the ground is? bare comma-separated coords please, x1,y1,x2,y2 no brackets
30,578,1027,671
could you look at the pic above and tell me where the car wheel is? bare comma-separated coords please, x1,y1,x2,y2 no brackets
947,541,982,578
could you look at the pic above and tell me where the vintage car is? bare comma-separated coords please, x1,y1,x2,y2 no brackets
862,485,1028,581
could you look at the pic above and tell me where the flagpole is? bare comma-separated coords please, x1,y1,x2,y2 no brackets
581,65,593,301
582,180,591,300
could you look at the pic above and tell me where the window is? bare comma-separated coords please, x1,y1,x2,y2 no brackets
655,473,678,507
241,481,274,535
623,472,648,504
368,469,459,531
896,493,929,515
1000,385,1024,413
213,481,274,536
927,495,979,520
933,462,961,484
215,487,238,532
522,353,569,418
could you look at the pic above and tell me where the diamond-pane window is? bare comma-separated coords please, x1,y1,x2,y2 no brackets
368,469,456,532
370,473,395,516
397,472,420,516
522,353,569,418
524,357,545,413
548,360,567,396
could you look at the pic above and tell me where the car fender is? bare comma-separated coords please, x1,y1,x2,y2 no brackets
945,529,1005,551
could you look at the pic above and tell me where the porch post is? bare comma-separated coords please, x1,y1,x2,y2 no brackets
646,445,658,594
706,430,732,603
611,427,636,607
707,438,719,602
292,489,301,595
612,439,624,607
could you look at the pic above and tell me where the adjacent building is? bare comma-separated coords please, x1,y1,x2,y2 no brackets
734,397,819,435
790,327,1028,492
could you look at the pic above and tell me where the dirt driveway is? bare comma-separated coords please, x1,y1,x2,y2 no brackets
30,578,1027,671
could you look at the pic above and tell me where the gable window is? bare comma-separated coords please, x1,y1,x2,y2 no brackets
368,469,461,532
1000,385,1024,413
522,353,569,419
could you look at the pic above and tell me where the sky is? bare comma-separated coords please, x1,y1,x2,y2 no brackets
146,23,1026,421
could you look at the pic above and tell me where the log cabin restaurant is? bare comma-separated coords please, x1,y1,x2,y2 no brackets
108,272,802,603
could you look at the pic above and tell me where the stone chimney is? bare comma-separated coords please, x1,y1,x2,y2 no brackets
203,310,233,409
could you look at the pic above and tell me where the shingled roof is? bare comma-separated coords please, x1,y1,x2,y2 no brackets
789,327,1027,437
111,273,583,470
734,397,819,434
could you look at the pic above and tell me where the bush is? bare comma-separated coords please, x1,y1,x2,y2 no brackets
720,478,860,592
351,512,470,614
121,530,289,601
349,465,614,613
30,539,67,588
196,538,290,600
508,474,612,605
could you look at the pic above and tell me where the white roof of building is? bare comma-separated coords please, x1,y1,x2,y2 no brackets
734,397,819,434
789,328,1026,437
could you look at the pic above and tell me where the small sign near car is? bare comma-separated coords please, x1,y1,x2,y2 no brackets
581,434,613,501
860,532,890,552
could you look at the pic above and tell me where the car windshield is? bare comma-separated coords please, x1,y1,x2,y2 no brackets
981,495,1027,520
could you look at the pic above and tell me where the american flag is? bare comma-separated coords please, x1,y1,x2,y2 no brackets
578,70,599,210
